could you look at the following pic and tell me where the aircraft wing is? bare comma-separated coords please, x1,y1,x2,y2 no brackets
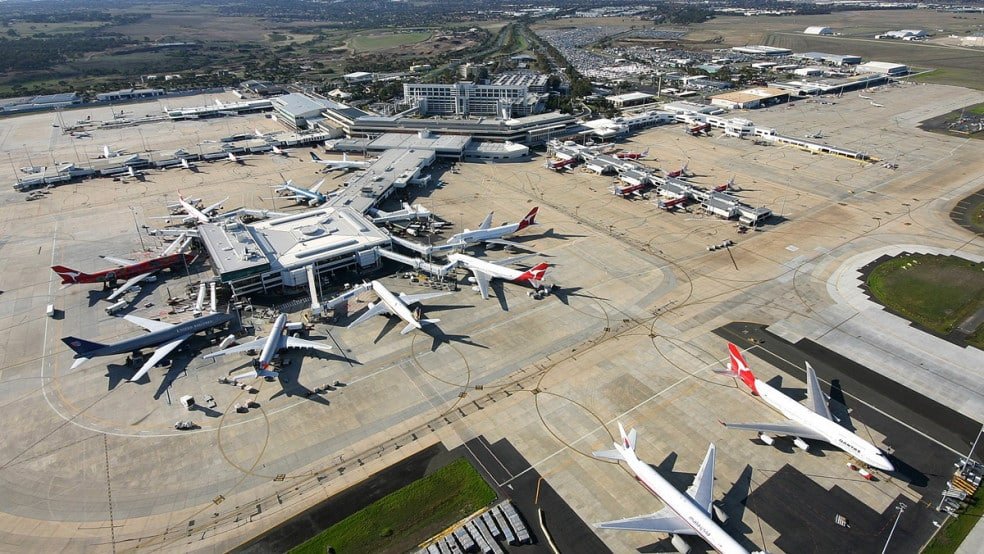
597,506,694,535
283,336,332,353
102,255,138,266
685,443,716,514
129,334,191,382
468,268,492,300
398,290,452,305
107,272,154,301
484,238,525,249
202,197,228,215
202,337,266,360
805,362,834,420
123,314,174,333
723,420,827,441
347,303,390,329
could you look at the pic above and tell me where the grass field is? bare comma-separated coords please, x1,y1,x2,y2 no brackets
290,458,496,554
348,31,432,53
866,254,984,347
922,486,984,554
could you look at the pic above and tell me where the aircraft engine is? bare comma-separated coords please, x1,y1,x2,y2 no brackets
793,437,810,452
712,502,729,524
471,286,480,293
671,534,692,553
467,277,477,284
757,432,775,446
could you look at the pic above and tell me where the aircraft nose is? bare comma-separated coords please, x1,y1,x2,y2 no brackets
875,455,895,472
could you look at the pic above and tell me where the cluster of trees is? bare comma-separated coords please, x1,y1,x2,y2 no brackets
0,33,131,72
217,0,502,27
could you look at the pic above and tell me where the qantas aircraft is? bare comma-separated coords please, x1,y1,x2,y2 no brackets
666,163,692,179
718,343,895,471
594,423,751,554
445,207,538,249
615,148,649,160
202,313,331,380
52,234,193,301
447,253,549,300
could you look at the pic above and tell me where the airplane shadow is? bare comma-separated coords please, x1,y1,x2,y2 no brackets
647,452,695,491
884,455,929,487
764,375,807,402
423,325,488,352
828,379,856,431
152,355,193,400
549,285,605,306
267,354,331,407
106,363,132,390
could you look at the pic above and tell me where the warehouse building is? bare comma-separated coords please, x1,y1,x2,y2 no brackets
791,52,862,66
606,92,657,109
96,88,165,102
856,61,909,76
731,45,792,57
0,92,82,113
804,26,834,35
709,88,790,110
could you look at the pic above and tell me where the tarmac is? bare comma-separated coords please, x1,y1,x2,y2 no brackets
0,81,982,553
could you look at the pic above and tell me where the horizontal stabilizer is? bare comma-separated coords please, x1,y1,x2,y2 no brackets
592,449,624,462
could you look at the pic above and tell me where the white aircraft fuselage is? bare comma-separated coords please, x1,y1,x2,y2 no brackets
447,222,521,245
752,378,893,470
371,280,421,332
447,253,525,281
258,314,287,369
617,443,748,554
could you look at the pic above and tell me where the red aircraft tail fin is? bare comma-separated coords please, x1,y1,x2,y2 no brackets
517,207,538,230
727,342,758,394
51,266,89,284
516,262,549,283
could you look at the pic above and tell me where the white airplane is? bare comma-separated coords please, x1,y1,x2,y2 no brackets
309,152,373,172
270,145,289,157
102,234,192,301
593,423,750,554
179,158,196,170
272,177,331,206
100,145,125,158
162,194,227,225
446,253,549,300
368,202,432,224
445,207,538,248
718,343,894,472
226,152,247,164
340,280,450,335
870,101,885,108
202,313,331,380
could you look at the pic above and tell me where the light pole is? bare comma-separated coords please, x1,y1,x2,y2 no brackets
129,206,147,251
964,424,984,469
881,502,906,554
